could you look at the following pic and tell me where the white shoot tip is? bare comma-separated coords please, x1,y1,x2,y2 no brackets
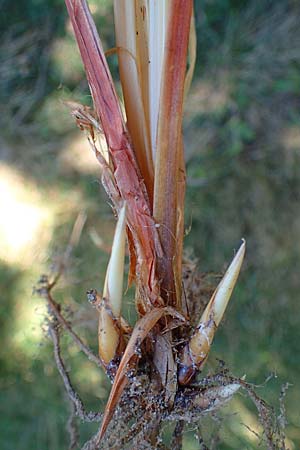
201,239,246,327
103,204,127,317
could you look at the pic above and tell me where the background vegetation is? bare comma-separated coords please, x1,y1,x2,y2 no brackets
0,0,300,448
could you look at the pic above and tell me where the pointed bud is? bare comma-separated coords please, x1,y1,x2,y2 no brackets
98,308,120,367
174,383,241,416
179,240,246,384
103,204,126,317
99,204,127,365
199,239,246,327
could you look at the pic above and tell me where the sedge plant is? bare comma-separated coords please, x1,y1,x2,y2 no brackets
38,1,287,448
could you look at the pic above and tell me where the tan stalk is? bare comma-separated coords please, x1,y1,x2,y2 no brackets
179,240,246,385
148,0,170,163
184,7,197,100
153,0,193,307
175,136,186,304
113,1,154,200
98,205,127,365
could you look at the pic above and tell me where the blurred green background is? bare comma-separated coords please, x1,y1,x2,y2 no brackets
0,0,300,448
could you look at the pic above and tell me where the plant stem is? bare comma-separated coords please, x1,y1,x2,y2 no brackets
153,0,193,308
